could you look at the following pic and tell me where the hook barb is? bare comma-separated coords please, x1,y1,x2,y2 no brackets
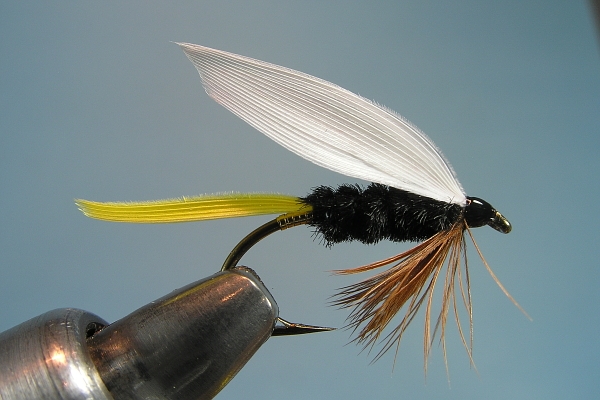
272,318,335,336
221,214,333,336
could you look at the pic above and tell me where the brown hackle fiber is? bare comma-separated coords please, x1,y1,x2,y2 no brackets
332,219,473,373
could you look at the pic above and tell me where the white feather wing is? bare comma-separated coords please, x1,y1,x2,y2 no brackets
178,43,466,205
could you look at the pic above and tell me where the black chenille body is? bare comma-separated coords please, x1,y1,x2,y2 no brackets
300,183,463,245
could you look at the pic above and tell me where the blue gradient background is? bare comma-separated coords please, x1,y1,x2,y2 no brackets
1,2,599,399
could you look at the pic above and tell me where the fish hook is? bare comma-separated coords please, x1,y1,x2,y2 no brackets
221,212,335,336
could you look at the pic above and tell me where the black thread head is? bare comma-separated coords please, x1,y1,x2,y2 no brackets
465,197,511,233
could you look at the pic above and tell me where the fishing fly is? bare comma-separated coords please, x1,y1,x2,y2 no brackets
77,43,526,369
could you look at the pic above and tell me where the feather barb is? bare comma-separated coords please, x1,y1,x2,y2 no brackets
333,220,525,372
75,193,307,223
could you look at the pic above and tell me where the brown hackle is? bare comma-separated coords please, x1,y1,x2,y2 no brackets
332,219,474,373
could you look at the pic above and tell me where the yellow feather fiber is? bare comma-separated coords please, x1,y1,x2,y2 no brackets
75,193,309,223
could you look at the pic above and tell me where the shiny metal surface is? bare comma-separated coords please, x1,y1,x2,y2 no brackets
221,219,335,336
0,308,112,400
86,267,278,400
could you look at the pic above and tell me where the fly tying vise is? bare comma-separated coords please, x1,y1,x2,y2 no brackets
77,43,526,368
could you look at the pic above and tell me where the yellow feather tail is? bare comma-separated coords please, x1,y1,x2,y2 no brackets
75,193,309,223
